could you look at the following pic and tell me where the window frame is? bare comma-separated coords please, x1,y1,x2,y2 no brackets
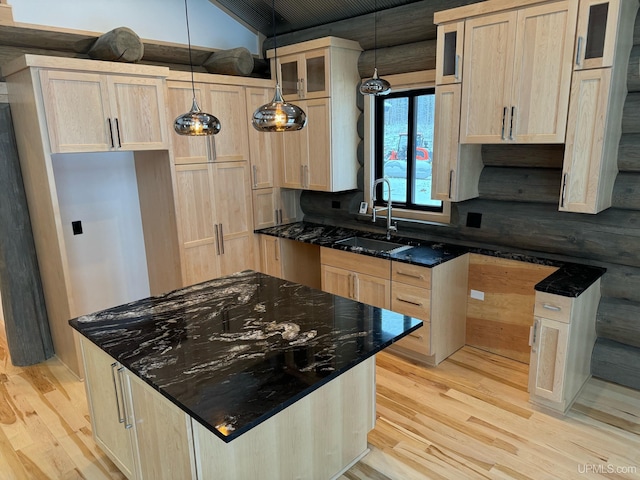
374,87,440,212
363,70,451,225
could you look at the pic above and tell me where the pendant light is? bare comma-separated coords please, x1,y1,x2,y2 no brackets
252,0,307,132
174,0,221,136
360,0,391,96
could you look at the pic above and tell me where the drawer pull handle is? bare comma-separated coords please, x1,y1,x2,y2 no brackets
396,270,424,280
409,333,423,340
542,303,561,312
397,296,423,307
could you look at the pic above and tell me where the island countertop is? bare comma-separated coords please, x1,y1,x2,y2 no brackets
69,270,421,443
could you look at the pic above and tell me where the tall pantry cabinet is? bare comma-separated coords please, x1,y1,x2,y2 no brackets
3,55,182,377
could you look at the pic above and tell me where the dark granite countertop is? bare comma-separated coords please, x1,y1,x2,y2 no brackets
69,270,421,443
256,222,605,297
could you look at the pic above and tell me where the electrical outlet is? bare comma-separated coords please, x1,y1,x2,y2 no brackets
470,289,485,301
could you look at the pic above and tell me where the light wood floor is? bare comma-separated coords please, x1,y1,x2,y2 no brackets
1,300,639,479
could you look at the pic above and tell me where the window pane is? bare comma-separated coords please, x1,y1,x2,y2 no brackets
413,93,439,207
382,96,408,204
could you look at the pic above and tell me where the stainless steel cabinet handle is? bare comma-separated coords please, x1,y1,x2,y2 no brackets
205,135,212,162
252,165,258,187
274,240,279,261
560,173,568,208
304,165,309,188
114,118,122,148
219,224,225,254
214,224,221,255
509,106,515,140
117,367,133,429
108,119,115,149
448,170,454,199
454,54,460,81
300,165,304,187
576,36,583,67
396,296,423,307
278,209,283,225
300,78,305,98
396,270,424,280
542,303,561,312
353,274,359,299
501,107,507,140
409,332,424,340
531,319,539,353
274,209,280,226
210,136,217,160
111,362,125,423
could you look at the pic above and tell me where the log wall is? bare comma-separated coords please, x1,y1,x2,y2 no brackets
301,7,640,391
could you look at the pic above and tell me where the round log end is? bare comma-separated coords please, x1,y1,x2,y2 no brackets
203,47,254,76
88,27,144,63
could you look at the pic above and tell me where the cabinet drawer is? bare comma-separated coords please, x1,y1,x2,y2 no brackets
395,324,431,356
534,292,573,323
391,262,432,289
321,247,390,279
391,283,431,320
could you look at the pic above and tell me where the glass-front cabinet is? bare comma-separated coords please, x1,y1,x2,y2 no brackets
277,49,330,100
574,0,620,70
436,21,464,85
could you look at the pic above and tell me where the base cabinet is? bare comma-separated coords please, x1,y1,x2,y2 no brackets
80,337,195,480
528,280,601,413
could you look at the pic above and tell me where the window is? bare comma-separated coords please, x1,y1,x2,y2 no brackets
373,88,442,213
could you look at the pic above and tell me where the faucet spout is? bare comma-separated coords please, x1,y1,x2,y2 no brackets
372,177,397,239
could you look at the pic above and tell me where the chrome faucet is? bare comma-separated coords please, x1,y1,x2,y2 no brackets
372,177,397,240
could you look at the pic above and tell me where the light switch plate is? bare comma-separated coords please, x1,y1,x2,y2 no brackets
359,201,368,214
470,289,485,301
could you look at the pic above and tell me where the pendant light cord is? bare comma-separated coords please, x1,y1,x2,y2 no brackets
374,0,378,70
184,0,196,99
271,0,280,86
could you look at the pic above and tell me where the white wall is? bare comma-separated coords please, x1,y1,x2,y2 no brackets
52,152,150,316
10,0,259,54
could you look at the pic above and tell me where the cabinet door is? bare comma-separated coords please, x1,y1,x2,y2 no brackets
207,85,249,162
166,81,209,164
281,114,306,188
252,188,278,229
356,273,391,309
306,99,331,191
461,11,517,143
213,161,255,276
575,0,619,70
108,75,168,150
510,1,576,143
560,68,611,213
174,163,221,286
302,49,330,99
529,316,569,403
260,235,282,278
246,87,278,188
436,22,464,85
432,84,461,201
321,264,354,300
126,373,196,480
39,70,112,153
80,338,138,479
278,54,301,100
279,188,302,224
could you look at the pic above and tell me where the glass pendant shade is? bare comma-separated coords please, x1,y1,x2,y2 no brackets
360,67,391,96
174,97,221,136
252,84,307,132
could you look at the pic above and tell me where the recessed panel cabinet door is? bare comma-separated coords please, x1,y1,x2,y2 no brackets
246,87,278,188
166,81,209,164
39,70,112,153
321,264,353,300
207,85,249,162
174,163,221,286
510,1,576,143
529,316,569,403
460,11,517,143
357,273,391,310
432,84,461,201
306,99,331,191
108,75,169,150
213,161,255,276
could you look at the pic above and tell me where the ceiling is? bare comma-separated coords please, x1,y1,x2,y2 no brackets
210,0,426,37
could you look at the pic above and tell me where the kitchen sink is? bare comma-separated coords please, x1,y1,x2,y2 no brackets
335,236,413,254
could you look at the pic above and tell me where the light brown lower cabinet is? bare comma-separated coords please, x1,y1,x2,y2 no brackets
320,248,391,310
80,337,374,480
80,337,195,480
528,280,601,413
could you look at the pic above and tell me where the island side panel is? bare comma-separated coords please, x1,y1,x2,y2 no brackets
192,357,375,480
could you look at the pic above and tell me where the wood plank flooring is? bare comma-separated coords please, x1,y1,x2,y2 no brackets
1,294,639,478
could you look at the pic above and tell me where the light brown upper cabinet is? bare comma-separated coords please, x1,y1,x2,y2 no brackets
268,37,361,192
245,87,279,189
574,0,621,70
460,1,577,144
436,21,464,85
40,70,169,153
277,48,330,101
166,81,249,164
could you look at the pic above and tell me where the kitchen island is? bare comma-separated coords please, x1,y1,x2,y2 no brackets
70,270,421,480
